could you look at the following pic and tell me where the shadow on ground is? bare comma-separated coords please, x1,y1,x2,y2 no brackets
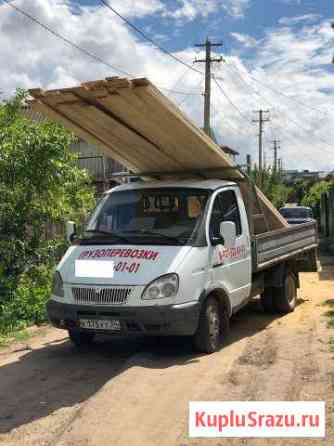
318,250,334,281
0,297,299,434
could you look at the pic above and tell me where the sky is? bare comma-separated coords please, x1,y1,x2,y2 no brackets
1,0,334,171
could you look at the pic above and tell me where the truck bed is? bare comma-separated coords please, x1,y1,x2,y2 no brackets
252,221,318,272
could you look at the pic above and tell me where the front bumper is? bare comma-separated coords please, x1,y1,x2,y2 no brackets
47,299,200,336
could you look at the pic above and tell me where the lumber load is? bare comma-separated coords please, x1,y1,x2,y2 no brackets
28,77,288,233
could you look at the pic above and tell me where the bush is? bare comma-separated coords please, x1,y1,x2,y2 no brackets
0,91,96,336
0,264,53,334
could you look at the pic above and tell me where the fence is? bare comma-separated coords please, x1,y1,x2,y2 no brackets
320,187,334,241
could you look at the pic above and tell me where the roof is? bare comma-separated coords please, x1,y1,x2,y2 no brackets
105,179,236,194
221,145,239,156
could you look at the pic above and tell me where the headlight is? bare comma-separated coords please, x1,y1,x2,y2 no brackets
141,274,179,300
52,271,64,297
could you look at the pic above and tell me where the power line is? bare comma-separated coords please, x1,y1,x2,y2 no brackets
99,0,204,77
177,75,204,107
222,62,274,110
228,60,330,117
213,76,253,126
159,87,202,96
219,62,334,151
3,0,204,98
169,64,196,91
2,0,132,76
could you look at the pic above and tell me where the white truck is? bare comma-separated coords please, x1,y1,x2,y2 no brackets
48,174,318,353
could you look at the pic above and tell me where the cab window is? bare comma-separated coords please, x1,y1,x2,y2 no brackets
210,190,242,238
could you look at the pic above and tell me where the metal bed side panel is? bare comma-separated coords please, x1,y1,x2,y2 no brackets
252,222,318,272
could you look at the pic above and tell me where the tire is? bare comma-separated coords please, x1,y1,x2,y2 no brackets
260,287,276,313
68,329,95,347
193,297,229,354
272,272,297,314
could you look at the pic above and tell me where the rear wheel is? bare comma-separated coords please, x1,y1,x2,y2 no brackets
273,272,297,314
68,329,95,347
193,297,228,354
261,287,276,313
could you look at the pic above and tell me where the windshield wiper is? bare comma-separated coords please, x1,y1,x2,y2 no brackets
84,230,130,243
123,230,181,244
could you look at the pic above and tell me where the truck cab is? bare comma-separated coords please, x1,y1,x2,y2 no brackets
48,179,252,353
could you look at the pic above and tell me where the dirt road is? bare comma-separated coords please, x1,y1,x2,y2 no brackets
1,257,334,446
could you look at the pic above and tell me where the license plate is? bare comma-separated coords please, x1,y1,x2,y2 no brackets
79,319,121,331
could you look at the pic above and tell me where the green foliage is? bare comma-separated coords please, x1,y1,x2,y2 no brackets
0,264,52,334
250,166,292,209
301,181,332,208
0,91,96,335
287,179,310,205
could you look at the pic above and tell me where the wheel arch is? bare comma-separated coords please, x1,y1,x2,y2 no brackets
201,286,232,318
264,261,299,289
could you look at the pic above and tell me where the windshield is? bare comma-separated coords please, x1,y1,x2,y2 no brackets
84,188,210,245
280,207,313,219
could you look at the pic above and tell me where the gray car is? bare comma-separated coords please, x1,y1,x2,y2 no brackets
279,206,314,225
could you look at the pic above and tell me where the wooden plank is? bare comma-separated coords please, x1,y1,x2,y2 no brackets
56,103,173,171
130,85,230,170
68,86,184,170
91,88,190,167
29,77,288,231
29,101,139,171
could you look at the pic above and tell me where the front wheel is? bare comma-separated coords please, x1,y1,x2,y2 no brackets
193,297,228,354
68,329,95,347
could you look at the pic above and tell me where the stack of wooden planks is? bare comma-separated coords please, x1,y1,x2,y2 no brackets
28,77,288,233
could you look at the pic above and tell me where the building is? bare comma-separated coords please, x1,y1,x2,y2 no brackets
220,145,240,163
23,106,124,193
71,138,124,194
282,169,327,185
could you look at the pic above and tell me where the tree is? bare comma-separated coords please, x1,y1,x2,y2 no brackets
0,91,96,333
250,165,292,209
301,181,332,208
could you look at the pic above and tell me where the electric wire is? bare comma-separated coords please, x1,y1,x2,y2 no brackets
98,0,204,77
2,0,133,77
213,75,253,129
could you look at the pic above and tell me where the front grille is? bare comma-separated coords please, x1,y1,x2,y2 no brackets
72,287,131,305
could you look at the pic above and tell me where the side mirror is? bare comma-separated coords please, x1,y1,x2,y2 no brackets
66,221,77,243
220,221,236,249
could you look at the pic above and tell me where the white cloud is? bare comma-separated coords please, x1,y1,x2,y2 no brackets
164,0,218,21
164,0,250,21
80,0,164,18
217,19,334,171
223,0,251,18
230,32,258,47
1,0,334,171
279,14,322,26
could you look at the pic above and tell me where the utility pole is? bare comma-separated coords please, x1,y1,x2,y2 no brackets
246,154,251,176
252,110,270,184
194,38,223,136
277,158,283,176
272,139,280,173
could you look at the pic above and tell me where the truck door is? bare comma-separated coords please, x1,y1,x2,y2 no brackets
208,188,252,309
